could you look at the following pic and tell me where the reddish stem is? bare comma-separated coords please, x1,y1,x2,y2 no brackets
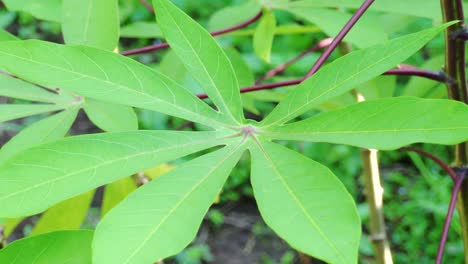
436,168,467,264
304,0,375,78
383,64,448,83
256,38,333,84
121,11,263,56
138,0,154,13
401,147,457,182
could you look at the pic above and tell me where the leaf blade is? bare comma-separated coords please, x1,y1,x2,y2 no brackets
153,0,244,125
84,99,138,132
0,130,231,217
93,144,245,264
265,97,468,150
253,10,277,62
250,141,360,264
260,23,452,127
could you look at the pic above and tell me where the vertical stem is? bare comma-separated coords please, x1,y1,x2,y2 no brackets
440,1,468,262
340,42,393,263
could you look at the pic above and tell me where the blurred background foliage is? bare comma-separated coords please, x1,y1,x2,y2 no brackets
0,0,464,263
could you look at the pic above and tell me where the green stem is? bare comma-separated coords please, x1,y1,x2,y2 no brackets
440,0,468,262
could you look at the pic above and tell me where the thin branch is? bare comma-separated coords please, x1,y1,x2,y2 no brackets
383,64,449,83
436,168,468,264
121,11,263,56
256,38,333,84
138,0,154,13
400,147,457,182
304,0,375,78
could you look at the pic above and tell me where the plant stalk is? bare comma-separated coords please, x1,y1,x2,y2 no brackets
440,0,468,262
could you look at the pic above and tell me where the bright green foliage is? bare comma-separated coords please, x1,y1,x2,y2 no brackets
0,108,78,163
0,74,68,104
281,0,441,19
250,141,360,264
31,190,94,235
153,0,244,125
94,145,245,264
120,22,163,39
84,99,138,132
101,177,137,217
208,0,262,31
260,23,454,127
0,230,93,264
282,7,387,48
0,131,230,217
62,0,119,50
253,9,276,62
0,104,72,123
3,218,23,238
3,0,63,22
264,97,468,150
0,40,227,128
0,1,467,264
0,29,18,41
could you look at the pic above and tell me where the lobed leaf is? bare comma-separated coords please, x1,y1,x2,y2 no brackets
250,141,360,264
0,230,93,264
264,97,468,150
260,23,453,127
0,104,71,123
0,108,78,164
0,40,228,128
153,0,244,125
94,144,245,264
0,130,232,217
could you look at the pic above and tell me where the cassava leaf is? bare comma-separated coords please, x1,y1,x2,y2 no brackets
250,141,360,264
282,7,386,48
0,130,232,217
153,0,244,125
0,29,18,41
94,144,245,264
31,190,94,235
84,99,138,132
0,108,78,164
0,40,228,128
3,0,62,22
0,103,73,123
0,74,68,103
208,0,262,31
120,22,163,39
260,23,453,127
0,230,93,264
62,0,119,50
264,97,468,150
253,9,277,62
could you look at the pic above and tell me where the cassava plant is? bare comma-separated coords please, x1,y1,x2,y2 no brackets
0,0,467,263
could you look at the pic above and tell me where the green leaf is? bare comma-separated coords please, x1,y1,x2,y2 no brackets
280,0,441,20
0,230,93,264
0,130,232,217
31,190,94,235
94,144,245,264
253,10,277,62
153,0,244,125
260,23,453,127
3,218,23,238
3,0,62,22
0,74,68,103
0,104,72,123
120,22,163,39
101,177,137,217
265,97,468,150
402,55,445,98
249,141,360,264
62,0,119,50
0,29,18,41
84,99,138,132
208,0,262,31
0,40,228,128
0,108,78,163
280,7,387,48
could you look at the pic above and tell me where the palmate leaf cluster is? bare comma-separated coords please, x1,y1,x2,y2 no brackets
0,0,467,263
